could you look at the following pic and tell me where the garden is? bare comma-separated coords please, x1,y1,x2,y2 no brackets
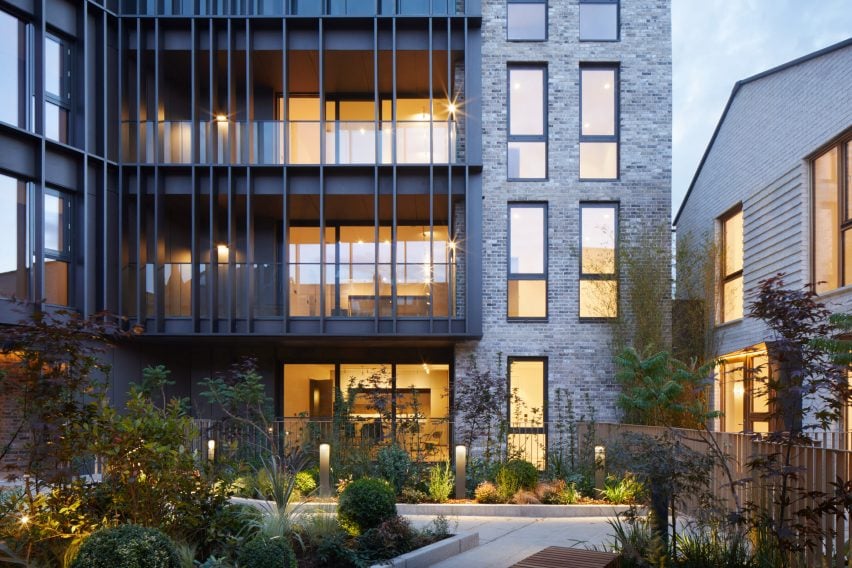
0,275,850,568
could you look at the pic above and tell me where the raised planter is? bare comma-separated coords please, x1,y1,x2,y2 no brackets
231,497,635,518
369,532,479,568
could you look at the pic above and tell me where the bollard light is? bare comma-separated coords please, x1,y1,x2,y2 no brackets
455,445,466,500
207,439,216,462
319,443,331,498
594,445,606,490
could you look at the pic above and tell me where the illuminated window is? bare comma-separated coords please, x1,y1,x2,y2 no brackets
508,203,547,319
579,0,619,41
508,358,546,468
813,139,852,293
507,0,546,41
579,65,618,180
43,190,72,306
579,203,617,319
720,206,743,323
507,65,547,180
720,352,770,433
0,174,29,300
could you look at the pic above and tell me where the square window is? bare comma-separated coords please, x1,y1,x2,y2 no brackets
579,2,618,41
508,2,546,41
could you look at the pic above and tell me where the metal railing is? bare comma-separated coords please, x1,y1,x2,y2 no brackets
121,120,458,166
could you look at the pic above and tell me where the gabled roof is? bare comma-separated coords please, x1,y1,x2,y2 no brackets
673,36,852,226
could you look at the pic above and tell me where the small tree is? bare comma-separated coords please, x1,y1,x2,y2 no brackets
448,355,507,462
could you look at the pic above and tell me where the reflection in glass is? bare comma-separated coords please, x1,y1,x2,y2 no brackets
508,280,546,318
581,207,615,274
44,194,65,253
508,141,546,179
45,37,61,97
722,276,743,322
579,279,617,318
723,210,743,276
0,174,28,299
0,11,27,128
45,101,68,144
581,69,616,136
722,363,744,432
579,3,618,41
510,207,545,273
44,258,68,305
507,3,546,41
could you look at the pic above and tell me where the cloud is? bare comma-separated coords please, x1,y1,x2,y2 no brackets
671,0,852,217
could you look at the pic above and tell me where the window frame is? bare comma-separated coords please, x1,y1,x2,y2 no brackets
506,63,548,181
43,187,72,306
506,0,548,42
507,202,548,321
578,0,620,43
579,63,620,181
0,8,33,131
719,204,743,324
719,352,772,434
579,201,619,321
44,32,73,145
507,356,548,467
810,133,852,294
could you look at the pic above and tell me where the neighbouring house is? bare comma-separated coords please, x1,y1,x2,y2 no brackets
674,38,852,435
0,0,670,471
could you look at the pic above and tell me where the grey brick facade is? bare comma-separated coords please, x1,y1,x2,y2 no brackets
457,0,672,423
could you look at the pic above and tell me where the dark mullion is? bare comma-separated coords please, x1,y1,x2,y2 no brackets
391,17,397,329
373,16,379,329
282,19,289,330
134,18,142,323
282,167,289,330
247,168,254,329
448,16,453,326
428,18,434,327
190,18,199,328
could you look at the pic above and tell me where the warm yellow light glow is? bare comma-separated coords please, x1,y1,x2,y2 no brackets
447,102,457,115
422,362,430,374
217,244,229,262
733,382,745,398
207,439,216,461
215,114,228,122
19,515,29,526
319,443,331,497
448,241,456,251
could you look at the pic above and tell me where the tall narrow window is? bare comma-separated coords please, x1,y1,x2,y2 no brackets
0,10,28,129
45,34,72,144
720,206,743,323
508,358,546,468
507,65,547,180
813,139,852,293
579,203,617,319
579,65,618,180
579,0,619,41
508,203,547,319
0,174,28,299
507,0,546,41
43,190,72,306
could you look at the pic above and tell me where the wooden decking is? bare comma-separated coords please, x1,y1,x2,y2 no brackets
512,546,620,568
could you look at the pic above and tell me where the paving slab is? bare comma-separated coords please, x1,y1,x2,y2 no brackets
405,515,616,568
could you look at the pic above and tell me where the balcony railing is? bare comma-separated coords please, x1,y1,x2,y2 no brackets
123,0,465,17
121,120,459,165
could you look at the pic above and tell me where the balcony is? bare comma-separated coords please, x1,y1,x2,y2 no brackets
122,0,466,16
121,120,458,166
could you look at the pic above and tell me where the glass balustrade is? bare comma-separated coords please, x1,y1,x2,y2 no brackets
121,120,457,165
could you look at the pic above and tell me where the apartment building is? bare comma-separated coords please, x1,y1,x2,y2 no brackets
0,0,671,463
675,39,852,434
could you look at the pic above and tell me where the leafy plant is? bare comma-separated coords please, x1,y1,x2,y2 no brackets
474,481,501,504
494,459,538,501
337,478,397,535
399,487,429,504
376,444,412,495
70,524,181,568
236,536,296,568
535,480,578,505
427,461,455,503
294,471,318,498
358,515,415,562
599,474,644,505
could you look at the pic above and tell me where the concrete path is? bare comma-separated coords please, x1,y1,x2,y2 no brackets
406,515,616,568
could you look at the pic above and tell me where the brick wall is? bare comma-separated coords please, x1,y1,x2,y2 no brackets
455,0,672,423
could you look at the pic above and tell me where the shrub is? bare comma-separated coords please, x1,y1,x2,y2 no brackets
358,515,415,561
599,474,644,505
338,477,397,535
71,525,180,568
509,490,540,504
399,487,429,504
536,480,579,505
376,445,412,495
295,470,318,497
237,536,297,568
474,481,502,504
427,461,454,503
495,459,538,500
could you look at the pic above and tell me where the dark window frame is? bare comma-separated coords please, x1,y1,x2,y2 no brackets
810,133,852,293
507,356,548,468
579,63,620,181
719,353,772,434
43,187,73,306
44,31,73,145
507,63,548,181
507,201,548,321
579,0,620,42
719,203,743,324
579,201,619,321
506,0,548,42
